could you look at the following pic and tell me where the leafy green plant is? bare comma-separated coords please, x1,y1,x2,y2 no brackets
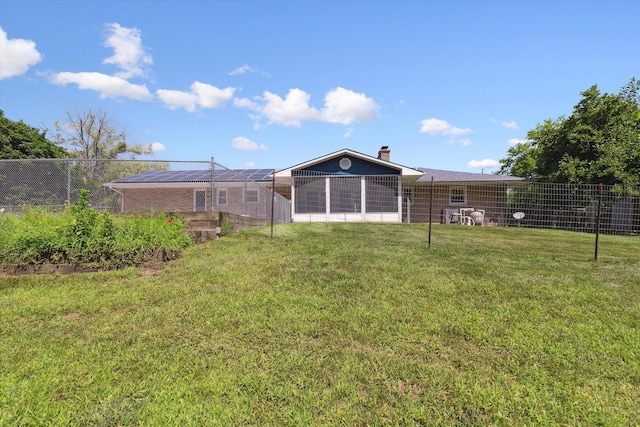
0,190,194,268
220,215,231,236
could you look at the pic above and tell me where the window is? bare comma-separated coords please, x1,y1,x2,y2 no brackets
217,189,227,206
245,189,259,204
449,187,467,205
366,176,398,212
330,176,361,213
295,176,325,213
339,157,352,170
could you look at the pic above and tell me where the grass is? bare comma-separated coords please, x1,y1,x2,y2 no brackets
1,223,639,426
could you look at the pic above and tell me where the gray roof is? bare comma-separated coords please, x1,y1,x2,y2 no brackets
276,148,423,178
108,166,522,185
415,168,525,183
109,168,274,184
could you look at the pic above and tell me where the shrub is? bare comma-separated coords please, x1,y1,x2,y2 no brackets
0,190,195,269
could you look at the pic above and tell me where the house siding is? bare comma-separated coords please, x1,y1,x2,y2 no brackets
406,182,512,225
120,188,212,213
119,184,280,218
298,155,400,175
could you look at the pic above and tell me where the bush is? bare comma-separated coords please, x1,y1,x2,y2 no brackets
0,190,195,269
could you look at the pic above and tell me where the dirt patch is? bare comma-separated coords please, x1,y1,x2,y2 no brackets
0,259,167,277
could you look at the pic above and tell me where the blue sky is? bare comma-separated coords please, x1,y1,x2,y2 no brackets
1,0,638,172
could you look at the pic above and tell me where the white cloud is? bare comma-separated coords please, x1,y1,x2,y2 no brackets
508,138,530,146
40,24,153,100
233,97,260,110
156,89,196,111
191,81,236,108
343,127,354,138
0,27,43,79
321,87,379,125
420,118,472,136
49,71,152,100
148,142,166,152
232,136,267,151
468,159,499,169
102,23,152,79
501,120,519,131
260,89,321,127
157,82,236,111
229,64,255,76
232,97,263,125
245,161,256,167
235,87,379,127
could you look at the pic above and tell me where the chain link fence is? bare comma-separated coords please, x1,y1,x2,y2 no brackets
0,159,291,224
285,169,638,235
503,182,638,233
1,158,638,235
404,180,639,235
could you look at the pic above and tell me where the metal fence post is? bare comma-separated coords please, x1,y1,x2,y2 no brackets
594,183,603,261
428,176,434,249
67,159,72,208
271,169,276,239
210,156,215,212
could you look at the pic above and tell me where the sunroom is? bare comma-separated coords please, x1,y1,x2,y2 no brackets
276,148,423,222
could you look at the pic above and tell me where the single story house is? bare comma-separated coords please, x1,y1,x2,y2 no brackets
274,147,423,223
105,146,525,225
104,168,288,220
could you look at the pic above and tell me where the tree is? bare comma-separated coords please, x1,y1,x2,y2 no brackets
53,107,162,209
497,140,539,179
54,107,151,160
0,110,67,159
498,78,640,189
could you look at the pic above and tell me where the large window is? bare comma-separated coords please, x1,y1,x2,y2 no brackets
330,176,361,213
449,186,467,205
295,176,326,213
293,173,402,217
366,176,398,212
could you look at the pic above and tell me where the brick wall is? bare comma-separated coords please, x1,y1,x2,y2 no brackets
120,188,211,213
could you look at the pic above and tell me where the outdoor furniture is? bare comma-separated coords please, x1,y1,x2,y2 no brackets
459,208,485,226
450,211,461,224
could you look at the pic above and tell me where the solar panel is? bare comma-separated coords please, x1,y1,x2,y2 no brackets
111,168,274,184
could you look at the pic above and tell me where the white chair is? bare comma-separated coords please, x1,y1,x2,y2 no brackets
459,208,475,226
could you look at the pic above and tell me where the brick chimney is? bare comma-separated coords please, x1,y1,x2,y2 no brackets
378,145,390,161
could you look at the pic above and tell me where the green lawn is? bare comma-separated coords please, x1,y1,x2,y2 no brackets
1,224,639,426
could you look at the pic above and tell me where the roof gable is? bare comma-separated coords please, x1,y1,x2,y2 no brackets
297,154,400,175
276,149,423,178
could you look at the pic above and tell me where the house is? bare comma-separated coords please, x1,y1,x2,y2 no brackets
274,147,423,223
274,147,524,224
104,146,525,225
104,168,291,221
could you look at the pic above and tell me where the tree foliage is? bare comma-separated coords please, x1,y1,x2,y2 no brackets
54,107,151,160
498,78,640,189
0,110,67,159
